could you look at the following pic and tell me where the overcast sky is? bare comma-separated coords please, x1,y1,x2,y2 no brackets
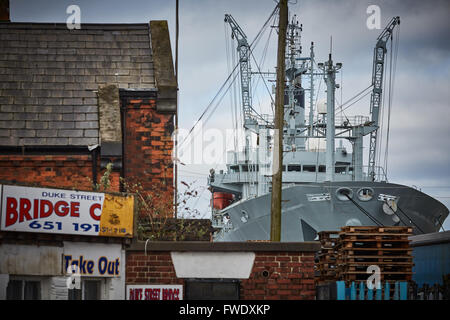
10,0,450,229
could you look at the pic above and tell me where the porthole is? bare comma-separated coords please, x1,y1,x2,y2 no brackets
335,187,353,201
241,210,249,223
357,187,374,201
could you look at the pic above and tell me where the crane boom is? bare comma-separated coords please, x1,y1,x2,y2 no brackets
224,14,257,129
368,16,400,181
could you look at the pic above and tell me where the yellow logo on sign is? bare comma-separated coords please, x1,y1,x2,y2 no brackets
99,194,134,237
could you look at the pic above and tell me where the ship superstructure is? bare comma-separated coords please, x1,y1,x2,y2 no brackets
208,7,448,241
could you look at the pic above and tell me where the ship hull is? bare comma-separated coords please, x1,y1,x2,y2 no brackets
214,181,449,241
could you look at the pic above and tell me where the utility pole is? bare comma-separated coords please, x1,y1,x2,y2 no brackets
174,0,179,218
270,0,288,242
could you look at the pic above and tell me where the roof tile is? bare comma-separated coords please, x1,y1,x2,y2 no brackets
0,23,155,147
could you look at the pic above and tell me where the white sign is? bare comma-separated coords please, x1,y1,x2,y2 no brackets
126,285,183,300
63,242,123,278
0,185,134,237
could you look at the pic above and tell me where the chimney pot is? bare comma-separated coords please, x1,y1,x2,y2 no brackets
0,0,10,22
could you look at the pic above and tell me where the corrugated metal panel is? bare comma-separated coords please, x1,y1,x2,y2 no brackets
412,242,450,286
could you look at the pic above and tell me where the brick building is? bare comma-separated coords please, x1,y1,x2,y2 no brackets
0,10,177,300
0,20,176,202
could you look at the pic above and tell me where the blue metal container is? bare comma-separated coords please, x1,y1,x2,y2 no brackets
410,231,450,287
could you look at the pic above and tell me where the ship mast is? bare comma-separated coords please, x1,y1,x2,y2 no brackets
318,52,342,181
270,0,288,242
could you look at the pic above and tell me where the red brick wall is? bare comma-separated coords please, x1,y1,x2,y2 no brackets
0,155,92,189
122,97,174,217
0,98,174,203
126,251,183,286
126,250,316,300
240,252,315,300
0,154,121,192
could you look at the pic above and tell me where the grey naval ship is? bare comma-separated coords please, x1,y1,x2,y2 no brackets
207,8,449,241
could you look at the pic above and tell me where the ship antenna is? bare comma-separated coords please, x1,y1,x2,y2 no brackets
329,35,333,59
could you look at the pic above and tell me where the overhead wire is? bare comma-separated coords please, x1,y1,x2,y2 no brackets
376,44,389,171
383,24,400,178
181,4,282,214
224,23,234,147
383,33,393,177
179,4,279,150
250,12,276,107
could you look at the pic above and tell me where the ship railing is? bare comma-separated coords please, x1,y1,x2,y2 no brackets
335,115,370,127
361,165,388,182
258,113,274,126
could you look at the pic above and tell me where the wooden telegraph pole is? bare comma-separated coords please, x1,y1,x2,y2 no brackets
270,0,288,242
174,0,179,218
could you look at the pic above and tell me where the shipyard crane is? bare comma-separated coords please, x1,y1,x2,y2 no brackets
367,16,400,181
224,14,258,131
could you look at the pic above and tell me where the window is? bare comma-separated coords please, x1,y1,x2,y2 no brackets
84,280,100,300
303,165,316,172
288,164,301,172
230,165,239,173
68,287,82,300
335,166,347,174
7,280,41,300
68,279,101,300
247,164,259,172
318,165,326,173
6,280,22,300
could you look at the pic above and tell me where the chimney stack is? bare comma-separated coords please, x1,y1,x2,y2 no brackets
0,0,10,22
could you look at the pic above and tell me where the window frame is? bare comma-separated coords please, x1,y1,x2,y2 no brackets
6,277,41,300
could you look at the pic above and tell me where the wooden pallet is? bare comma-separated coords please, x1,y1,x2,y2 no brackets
316,231,340,282
340,247,413,255
339,232,411,238
337,256,413,264
317,253,338,260
339,236,410,240
339,265,413,272
339,240,410,247
340,226,413,234
316,226,413,284
341,273,413,282
318,231,340,248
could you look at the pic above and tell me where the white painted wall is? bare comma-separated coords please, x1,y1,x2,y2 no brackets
0,244,62,275
170,252,255,279
0,242,125,300
49,276,69,300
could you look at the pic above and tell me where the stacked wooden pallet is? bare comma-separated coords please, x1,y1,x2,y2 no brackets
316,231,340,283
315,226,414,285
336,226,414,283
